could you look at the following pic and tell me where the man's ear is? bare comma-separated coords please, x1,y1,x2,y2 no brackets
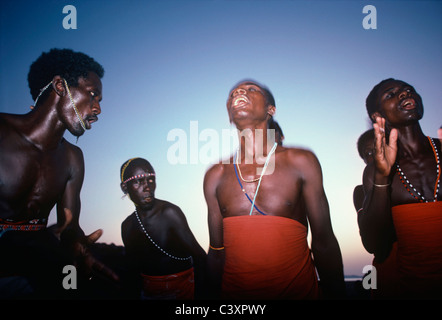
267,105,276,117
120,182,128,195
52,75,67,97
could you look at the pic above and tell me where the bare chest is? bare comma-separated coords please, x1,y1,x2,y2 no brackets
0,141,71,218
217,163,305,220
391,148,441,204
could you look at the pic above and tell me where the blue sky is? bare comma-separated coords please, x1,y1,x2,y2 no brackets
1,0,441,276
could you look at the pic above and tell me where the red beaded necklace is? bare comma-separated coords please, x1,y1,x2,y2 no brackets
395,136,440,203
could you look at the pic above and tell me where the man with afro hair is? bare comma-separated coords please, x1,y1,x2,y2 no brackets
0,48,118,298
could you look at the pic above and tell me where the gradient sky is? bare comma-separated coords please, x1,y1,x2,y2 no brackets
1,0,441,277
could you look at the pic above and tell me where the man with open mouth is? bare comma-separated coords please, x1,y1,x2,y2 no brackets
204,79,345,299
358,78,442,299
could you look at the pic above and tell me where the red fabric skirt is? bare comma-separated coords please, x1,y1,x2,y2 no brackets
392,202,442,298
141,267,194,300
222,215,319,299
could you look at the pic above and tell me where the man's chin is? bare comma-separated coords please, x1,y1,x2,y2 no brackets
140,199,155,210
69,126,86,138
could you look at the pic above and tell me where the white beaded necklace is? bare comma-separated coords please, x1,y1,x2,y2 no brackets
395,137,440,203
134,210,192,261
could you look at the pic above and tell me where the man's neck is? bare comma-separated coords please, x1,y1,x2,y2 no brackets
395,123,428,159
136,200,157,218
22,104,66,150
236,123,276,164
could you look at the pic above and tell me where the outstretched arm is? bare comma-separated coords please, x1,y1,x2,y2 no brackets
58,146,119,284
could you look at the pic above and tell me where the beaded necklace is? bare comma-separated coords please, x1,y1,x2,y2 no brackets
234,156,267,215
235,144,277,183
395,136,440,203
234,142,278,215
235,149,259,183
134,210,192,261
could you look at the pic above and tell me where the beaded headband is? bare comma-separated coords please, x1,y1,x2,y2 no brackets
122,173,155,185
121,158,138,182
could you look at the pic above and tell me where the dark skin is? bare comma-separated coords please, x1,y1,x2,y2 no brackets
353,131,374,212
359,80,442,261
0,72,118,286
204,81,345,299
121,162,207,299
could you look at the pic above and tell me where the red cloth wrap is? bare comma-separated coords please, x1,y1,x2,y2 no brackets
222,215,319,299
141,267,194,300
392,201,442,298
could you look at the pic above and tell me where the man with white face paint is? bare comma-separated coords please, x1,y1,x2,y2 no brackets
0,48,118,298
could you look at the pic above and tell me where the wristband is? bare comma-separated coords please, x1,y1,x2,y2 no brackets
373,183,390,187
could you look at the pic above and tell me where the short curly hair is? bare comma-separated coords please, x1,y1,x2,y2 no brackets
357,128,374,160
365,78,395,122
27,48,104,103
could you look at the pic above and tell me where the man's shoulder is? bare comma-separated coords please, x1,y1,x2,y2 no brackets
61,138,84,160
121,212,138,244
0,114,8,138
157,199,182,215
0,112,17,122
154,199,189,227
276,146,323,179
121,211,136,228
0,112,8,123
0,113,21,135
204,160,230,180
203,162,230,195
279,146,318,163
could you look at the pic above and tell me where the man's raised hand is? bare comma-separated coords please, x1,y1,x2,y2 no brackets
373,116,398,177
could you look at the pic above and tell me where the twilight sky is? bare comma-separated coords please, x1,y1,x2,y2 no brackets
1,0,441,276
